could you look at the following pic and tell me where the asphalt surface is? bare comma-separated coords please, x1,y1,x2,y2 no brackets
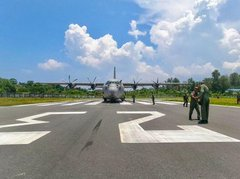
0,99,240,179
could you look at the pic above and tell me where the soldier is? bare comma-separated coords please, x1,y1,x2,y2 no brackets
183,93,189,107
237,93,240,104
132,93,136,103
189,87,200,121
151,93,155,105
197,82,210,124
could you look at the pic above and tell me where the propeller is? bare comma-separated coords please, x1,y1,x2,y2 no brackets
65,75,78,89
87,77,97,90
132,79,141,90
152,78,160,89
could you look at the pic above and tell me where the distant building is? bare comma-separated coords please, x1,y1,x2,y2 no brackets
225,89,240,93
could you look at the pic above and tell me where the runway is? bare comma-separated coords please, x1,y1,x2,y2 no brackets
0,99,240,178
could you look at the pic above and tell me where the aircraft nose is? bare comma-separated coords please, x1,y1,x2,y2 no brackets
108,85,117,91
108,86,118,95
109,87,117,93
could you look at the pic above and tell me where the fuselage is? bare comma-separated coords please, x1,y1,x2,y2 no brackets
102,79,125,101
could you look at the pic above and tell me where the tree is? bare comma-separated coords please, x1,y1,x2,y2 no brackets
9,78,18,85
229,72,239,87
28,83,46,94
203,78,213,91
171,78,180,90
16,86,28,93
212,69,221,92
172,78,180,83
26,81,34,86
165,78,171,83
0,88,3,95
187,78,195,91
212,70,220,80
0,78,16,93
219,75,230,93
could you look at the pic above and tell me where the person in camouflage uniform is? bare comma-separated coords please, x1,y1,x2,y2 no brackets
152,93,155,105
197,82,210,124
183,93,189,107
237,93,240,104
189,87,200,121
132,93,136,103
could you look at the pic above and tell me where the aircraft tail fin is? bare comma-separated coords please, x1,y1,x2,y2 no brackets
113,66,116,79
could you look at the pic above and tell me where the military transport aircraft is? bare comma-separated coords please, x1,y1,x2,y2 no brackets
41,67,188,102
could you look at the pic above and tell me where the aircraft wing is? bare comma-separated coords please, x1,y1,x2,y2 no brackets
74,82,104,88
39,82,104,89
40,82,70,85
123,82,189,89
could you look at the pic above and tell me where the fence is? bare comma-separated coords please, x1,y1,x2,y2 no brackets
0,93,98,99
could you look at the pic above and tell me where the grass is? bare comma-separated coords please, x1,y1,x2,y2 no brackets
0,98,80,106
210,97,239,107
161,97,240,107
0,97,239,107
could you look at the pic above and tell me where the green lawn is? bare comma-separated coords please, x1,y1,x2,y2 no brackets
0,97,239,107
161,97,240,107
0,98,78,106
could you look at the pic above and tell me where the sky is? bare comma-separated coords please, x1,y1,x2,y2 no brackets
0,0,240,83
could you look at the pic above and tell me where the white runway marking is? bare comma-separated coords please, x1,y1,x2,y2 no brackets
61,101,86,106
120,101,132,105
38,102,66,107
211,104,240,109
0,112,86,145
85,101,103,105
118,111,240,143
0,112,87,129
136,101,152,105
11,104,38,107
0,103,54,108
156,101,178,105
0,132,50,145
1,103,48,108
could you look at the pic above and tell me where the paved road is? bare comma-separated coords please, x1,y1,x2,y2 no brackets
0,100,240,179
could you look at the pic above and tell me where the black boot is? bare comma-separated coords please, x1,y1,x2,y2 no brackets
198,120,208,124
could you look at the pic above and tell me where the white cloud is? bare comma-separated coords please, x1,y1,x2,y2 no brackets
150,11,202,47
220,28,240,56
220,28,240,71
136,61,169,81
172,66,191,77
38,59,65,71
131,0,233,82
173,62,216,78
134,0,203,48
195,0,227,10
223,59,240,71
194,0,227,24
134,0,195,21
122,40,156,60
128,20,147,39
134,0,227,50
134,0,225,23
65,24,127,68
64,24,156,65
64,24,169,81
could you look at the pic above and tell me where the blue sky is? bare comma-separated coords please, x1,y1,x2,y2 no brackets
0,0,240,83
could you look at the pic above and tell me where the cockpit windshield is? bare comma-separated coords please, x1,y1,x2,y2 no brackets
105,81,120,85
